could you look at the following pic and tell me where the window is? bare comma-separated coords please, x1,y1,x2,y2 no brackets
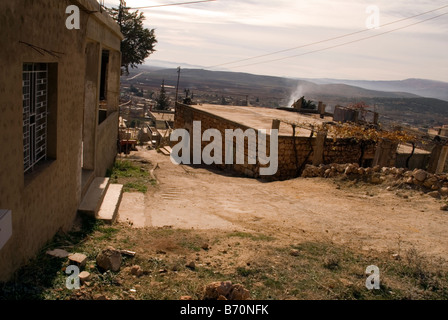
98,50,109,125
99,50,109,101
23,63,48,173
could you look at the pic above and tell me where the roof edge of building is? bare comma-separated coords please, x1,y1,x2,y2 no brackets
73,0,124,40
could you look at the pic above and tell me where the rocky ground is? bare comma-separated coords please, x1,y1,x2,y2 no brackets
121,148,448,260
2,147,448,300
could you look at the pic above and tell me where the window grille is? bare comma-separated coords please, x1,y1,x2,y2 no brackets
23,63,48,173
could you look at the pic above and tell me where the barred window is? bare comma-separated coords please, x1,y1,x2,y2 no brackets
23,63,48,173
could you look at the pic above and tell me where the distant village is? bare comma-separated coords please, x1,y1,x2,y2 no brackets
118,76,448,181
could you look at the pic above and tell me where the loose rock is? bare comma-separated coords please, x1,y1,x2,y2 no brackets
202,281,233,300
424,176,438,189
413,169,427,182
68,253,87,268
228,284,250,300
131,265,144,277
79,271,91,284
202,281,250,300
440,187,448,196
186,261,196,270
96,246,122,272
120,250,136,257
46,249,70,258
289,249,300,257
428,191,441,199
392,253,401,260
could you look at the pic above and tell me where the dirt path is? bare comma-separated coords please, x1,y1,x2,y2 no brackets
119,148,448,260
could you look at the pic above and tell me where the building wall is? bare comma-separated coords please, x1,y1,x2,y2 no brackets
0,0,122,281
174,104,377,180
95,115,119,178
396,153,430,170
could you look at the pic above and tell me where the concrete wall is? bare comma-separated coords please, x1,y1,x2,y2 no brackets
95,114,119,178
0,0,122,281
396,153,430,170
174,104,377,180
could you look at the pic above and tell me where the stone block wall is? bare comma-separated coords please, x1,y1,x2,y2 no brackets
0,0,122,281
174,104,378,180
324,139,376,166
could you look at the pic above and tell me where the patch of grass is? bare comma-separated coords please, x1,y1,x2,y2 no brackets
107,160,154,193
108,160,145,178
3,222,448,301
96,226,119,241
323,255,340,271
123,182,148,193
386,248,448,298
263,277,283,289
227,232,275,242
180,236,203,252
150,227,178,237
236,267,259,277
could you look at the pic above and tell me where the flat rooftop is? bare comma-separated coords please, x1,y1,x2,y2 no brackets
190,104,330,137
149,112,175,122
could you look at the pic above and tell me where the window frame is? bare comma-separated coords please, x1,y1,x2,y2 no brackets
23,63,49,174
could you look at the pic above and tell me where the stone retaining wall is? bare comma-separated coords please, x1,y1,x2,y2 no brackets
302,163,448,200
174,104,378,180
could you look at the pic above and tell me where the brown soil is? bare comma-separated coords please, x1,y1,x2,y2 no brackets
119,147,448,261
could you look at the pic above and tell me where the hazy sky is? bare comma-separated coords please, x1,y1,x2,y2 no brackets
107,0,448,81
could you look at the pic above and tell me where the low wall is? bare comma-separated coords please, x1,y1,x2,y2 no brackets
174,104,377,180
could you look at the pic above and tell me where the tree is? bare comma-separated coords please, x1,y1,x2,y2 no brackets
291,96,316,110
300,96,317,110
221,96,227,105
107,5,157,75
155,80,170,110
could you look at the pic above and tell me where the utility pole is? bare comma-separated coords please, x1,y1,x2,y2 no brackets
175,66,181,106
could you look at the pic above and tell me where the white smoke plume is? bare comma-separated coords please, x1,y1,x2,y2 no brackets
286,84,304,108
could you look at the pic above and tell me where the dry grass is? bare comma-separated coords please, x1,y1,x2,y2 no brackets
1,216,447,300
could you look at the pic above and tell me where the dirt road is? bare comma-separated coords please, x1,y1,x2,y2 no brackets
119,148,448,260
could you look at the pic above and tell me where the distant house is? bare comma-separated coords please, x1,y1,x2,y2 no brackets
149,111,175,130
437,125,448,138
0,0,123,281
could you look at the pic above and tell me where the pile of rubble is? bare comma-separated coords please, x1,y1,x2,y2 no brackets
202,281,250,300
301,163,448,198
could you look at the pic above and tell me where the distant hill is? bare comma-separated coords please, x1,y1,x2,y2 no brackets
133,68,299,90
300,78,448,101
129,68,421,99
289,82,420,99
122,67,448,127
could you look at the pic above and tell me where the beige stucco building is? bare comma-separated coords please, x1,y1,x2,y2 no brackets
0,0,123,281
